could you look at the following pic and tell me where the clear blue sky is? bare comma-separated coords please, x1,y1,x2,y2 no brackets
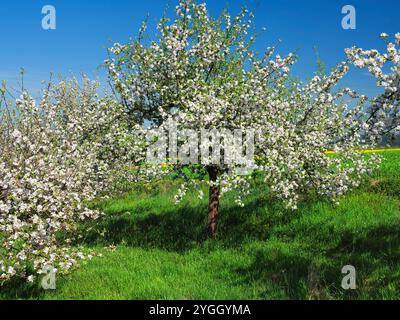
1,0,399,96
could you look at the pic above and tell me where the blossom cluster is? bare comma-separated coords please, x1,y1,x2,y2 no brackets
346,33,400,139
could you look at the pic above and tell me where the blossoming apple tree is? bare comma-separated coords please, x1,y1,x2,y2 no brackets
106,0,379,238
0,79,138,283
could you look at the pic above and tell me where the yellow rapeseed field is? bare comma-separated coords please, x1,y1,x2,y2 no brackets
325,148,400,155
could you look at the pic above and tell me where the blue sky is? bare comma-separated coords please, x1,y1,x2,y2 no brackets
0,0,399,97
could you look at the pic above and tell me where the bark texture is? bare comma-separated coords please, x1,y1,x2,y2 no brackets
207,166,220,239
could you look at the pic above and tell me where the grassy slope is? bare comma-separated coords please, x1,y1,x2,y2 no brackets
2,152,400,300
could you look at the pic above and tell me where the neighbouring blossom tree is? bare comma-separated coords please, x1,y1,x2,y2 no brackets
346,33,400,141
0,79,138,283
106,0,379,238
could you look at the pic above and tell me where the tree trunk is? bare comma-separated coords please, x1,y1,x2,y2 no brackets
207,166,220,239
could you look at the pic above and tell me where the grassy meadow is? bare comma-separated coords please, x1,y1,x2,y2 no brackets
1,151,400,300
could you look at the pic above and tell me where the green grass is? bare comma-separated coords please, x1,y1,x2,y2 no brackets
1,152,400,300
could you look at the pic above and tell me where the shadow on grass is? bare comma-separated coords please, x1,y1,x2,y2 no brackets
0,278,45,300
367,178,400,198
77,193,298,252
235,223,400,300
